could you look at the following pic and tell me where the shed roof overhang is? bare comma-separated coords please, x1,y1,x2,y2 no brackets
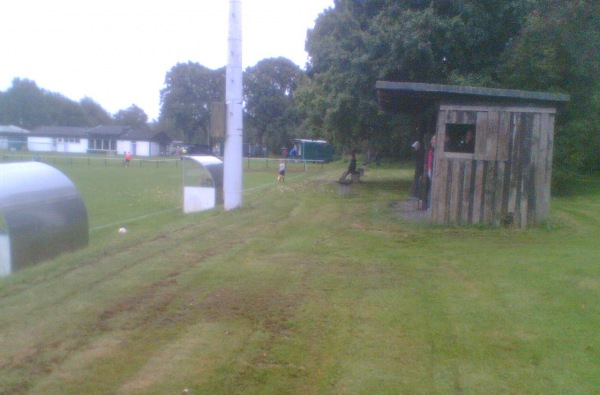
376,81,570,113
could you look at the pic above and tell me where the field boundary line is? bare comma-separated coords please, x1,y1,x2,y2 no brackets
91,173,306,232
90,208,181,232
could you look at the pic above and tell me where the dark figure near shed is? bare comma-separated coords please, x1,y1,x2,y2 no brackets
339,153,357,182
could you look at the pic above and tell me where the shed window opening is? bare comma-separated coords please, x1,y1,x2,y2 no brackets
445,124,476,153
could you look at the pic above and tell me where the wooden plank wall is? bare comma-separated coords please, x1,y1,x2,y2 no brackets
431,104,556,227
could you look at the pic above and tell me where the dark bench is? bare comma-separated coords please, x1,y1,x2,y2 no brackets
351,167,365,182
338,167,365,184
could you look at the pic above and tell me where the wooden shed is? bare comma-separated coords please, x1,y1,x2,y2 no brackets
376,82,569,227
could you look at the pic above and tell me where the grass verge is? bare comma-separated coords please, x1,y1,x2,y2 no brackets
0,160,598,394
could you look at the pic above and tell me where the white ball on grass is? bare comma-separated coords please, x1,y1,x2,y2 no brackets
118,227,127,234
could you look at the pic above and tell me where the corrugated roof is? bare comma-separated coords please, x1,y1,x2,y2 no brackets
88,125,130,136
31,126,89,137
120,128,160,140
0,125,31,134
376,81,570,113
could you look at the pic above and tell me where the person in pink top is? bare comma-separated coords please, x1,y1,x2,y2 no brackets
424,135,436,209
124,151,132,167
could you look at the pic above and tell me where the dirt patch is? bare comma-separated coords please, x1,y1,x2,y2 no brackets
391,200,430,223
198,287,301,335
98,278,178,330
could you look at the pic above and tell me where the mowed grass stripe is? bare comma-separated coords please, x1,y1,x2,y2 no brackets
0,158,598,394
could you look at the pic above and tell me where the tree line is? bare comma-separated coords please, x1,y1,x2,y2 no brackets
1,0,598,172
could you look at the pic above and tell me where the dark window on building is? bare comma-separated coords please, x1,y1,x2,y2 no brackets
89,138,116,152
444,124,476,153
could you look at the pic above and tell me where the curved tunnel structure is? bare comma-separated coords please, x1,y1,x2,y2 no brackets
183,156,224,213
0,161,88,275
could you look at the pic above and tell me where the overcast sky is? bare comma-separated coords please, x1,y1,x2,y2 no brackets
1,0,334,121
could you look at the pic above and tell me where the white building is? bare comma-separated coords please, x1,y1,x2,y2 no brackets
26,125,172,157
0,125,30,150
29,126,88,153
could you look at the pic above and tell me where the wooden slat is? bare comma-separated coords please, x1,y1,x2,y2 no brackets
518,113,534,228
461,160,474,224
529,113,542,224
458,110,477,124
493,161,506,226
496,111,511,161
501,157,513,226
483,160,496,224
430,111,448,223
472,160,485,224
508,113,522,224
431,157,449,223
534,113,551,223
448,159,462,223
474,111,489,161
485,110,500,161
542,114,556,218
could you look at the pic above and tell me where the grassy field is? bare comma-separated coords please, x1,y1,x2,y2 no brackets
0,155,598,394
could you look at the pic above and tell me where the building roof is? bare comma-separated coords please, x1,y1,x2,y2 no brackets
32,126,89,137
120,128,161,141
0,125,31,135
88,125,130,137
376,81,570,112
23,124,170,142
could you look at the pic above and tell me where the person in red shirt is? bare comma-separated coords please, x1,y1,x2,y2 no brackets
124,151,132,167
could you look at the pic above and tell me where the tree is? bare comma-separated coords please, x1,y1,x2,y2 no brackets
0,78,92,128
0,78,49,128
304,0,598,171
114,104,149,130
498,0,600,172
243,57,306,152
159,62,225,144
80,97,113,126
303,4,379,153
0,78,114,128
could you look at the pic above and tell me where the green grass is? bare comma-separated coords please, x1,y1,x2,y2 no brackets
0,156,598,394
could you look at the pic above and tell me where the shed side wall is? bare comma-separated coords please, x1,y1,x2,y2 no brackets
431,104,556,227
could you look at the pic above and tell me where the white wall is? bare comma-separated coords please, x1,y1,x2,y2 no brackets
184,187,216,213
136,141,160,157
117,140,133,156
0,234,10,277
27,137,54,152
28,137,88,153
117,140,159,157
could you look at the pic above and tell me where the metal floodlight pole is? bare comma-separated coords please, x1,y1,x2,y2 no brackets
224,0,243,210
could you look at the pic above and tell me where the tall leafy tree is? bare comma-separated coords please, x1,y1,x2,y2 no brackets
80,97,113,126
0,78,91,128
159,62,225,144
303,4,381,152
498,0,600,172
243,57,306,152
300,0,584,160
114,104,149,130
0,78,48,128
